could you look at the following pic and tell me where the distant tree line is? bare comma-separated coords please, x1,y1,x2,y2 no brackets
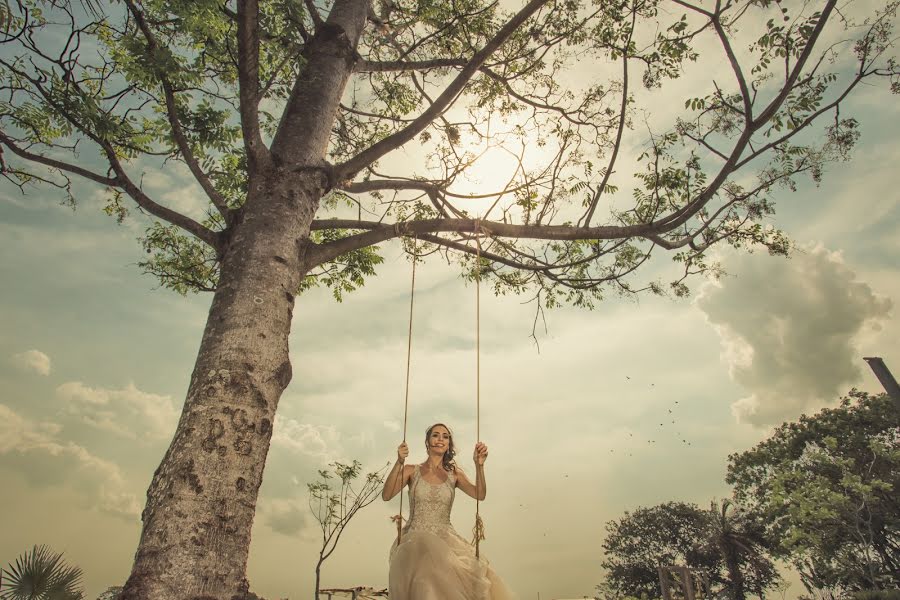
597,390,900,600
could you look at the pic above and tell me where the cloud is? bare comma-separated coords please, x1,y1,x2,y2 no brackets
0,403,141,520
55,381,179,440
271,418,343,460
698,246,892,426
258,497,318,539
11,349,51,375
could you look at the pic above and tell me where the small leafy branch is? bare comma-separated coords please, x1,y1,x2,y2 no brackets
308,460,389,600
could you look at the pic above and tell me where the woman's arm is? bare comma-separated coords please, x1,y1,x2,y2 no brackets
456,442,488,501
382,442,413,501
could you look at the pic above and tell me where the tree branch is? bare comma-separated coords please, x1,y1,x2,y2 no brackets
582,10,633,226
415,233,551,272
711,11,753,121
736,75,864,170
334,0,552,180
356,57,468,72
342,178,438,194
104,146,221,248
0,59,219,248
649,0,838,235
305,217,656,268
753,0,838,128
0,130,117,187
305,0,325,30
236,0,269,170
123,0,232,219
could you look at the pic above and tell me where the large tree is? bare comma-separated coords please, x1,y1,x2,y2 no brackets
727,390,900,593
1,0,897,598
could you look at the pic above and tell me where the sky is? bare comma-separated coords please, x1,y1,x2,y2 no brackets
1,2,899,600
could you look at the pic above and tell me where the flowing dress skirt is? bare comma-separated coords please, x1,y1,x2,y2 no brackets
388,465,515,599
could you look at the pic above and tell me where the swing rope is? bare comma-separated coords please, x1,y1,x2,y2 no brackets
472,226,486,559
393,235,417,544
392,227,488,560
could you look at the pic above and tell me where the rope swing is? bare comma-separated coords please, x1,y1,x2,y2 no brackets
393,234,418,544
472,226,486,559
392,226,489,561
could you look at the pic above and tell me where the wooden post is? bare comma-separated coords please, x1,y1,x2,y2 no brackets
864,357,900,409
659,567,673,600
683,567,696,600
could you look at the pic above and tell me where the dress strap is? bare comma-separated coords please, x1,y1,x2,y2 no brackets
447,466,458,485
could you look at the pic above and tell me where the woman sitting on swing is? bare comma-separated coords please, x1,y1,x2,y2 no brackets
382,423,515,599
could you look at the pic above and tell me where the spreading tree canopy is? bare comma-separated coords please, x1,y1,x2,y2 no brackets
1,0,897,598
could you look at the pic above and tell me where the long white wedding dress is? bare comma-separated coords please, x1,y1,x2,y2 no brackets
388,465,515,599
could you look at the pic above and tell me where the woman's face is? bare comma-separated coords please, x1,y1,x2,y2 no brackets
427,425,451,455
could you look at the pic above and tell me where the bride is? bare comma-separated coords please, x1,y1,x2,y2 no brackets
382,423,515,599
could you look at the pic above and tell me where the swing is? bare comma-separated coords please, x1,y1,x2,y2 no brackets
391,225,488,559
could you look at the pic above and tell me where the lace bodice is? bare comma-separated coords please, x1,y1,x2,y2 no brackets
404,464,456,536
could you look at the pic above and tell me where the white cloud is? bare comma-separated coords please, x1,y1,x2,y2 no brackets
0,403,140,520
55,381,179,440
698,245,892,426
272,418,343,460
11,349,51,376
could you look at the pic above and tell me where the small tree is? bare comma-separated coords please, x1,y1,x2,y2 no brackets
601,501,779,600
308,460,388,600
701,499,779,600
0,545,84,600
601,501,724,599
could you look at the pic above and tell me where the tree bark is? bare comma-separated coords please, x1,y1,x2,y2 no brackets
120,1,371,597
120,168,324,600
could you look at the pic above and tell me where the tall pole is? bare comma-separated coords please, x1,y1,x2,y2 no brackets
863,357,900,410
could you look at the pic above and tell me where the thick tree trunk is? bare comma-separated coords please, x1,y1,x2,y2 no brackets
120,170,323,600
121,1,371,597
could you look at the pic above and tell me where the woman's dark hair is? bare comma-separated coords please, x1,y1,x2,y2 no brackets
425,423,456,472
